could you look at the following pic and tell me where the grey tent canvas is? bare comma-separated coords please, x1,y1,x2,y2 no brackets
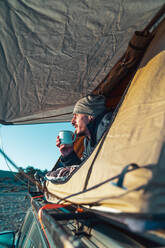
0,0,164,123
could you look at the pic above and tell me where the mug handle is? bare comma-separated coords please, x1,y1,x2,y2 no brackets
72,133,76,143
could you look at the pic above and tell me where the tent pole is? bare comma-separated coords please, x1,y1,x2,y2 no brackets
144,3,165,32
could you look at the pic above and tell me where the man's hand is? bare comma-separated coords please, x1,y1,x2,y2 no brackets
56,136,74,157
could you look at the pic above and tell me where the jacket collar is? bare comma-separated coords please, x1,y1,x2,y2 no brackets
86,111,107,145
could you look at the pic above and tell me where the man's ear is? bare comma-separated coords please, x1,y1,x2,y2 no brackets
88,115,94,122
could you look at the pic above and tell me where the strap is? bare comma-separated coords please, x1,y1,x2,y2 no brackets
113,163,139,189
38,204,66,248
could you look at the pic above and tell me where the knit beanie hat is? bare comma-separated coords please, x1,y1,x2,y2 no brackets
73,95,106,118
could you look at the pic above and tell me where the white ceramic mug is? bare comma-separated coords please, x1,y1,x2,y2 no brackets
59,130,76,145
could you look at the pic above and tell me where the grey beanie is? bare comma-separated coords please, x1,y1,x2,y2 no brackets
73,95,106,118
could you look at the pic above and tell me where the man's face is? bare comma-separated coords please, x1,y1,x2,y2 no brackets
71,113,92,136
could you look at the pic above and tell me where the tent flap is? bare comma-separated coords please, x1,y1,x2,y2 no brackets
0,0,164,124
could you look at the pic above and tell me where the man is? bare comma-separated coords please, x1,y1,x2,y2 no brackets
46,94,112,181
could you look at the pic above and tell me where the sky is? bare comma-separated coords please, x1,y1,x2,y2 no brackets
0,122,74,172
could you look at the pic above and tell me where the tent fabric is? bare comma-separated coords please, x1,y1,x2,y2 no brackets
92,30,153,97
45,17,165,215
0,0,164,124
92,30,153,112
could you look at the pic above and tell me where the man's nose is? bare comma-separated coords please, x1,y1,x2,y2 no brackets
71,117,75,125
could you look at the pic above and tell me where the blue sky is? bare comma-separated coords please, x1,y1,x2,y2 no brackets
0,122,74,172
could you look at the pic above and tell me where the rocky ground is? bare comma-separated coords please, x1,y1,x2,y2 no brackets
0,192,30,232
0,171,31,232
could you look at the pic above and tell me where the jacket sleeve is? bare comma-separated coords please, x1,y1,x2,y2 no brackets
60,150,81,167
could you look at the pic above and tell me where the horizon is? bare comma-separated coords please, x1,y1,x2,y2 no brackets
0,122,74,173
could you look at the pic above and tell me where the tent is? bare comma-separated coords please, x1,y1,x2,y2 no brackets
44,4,165,232
46,16,165,214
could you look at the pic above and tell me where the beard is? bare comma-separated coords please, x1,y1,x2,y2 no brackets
76,130,86,137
